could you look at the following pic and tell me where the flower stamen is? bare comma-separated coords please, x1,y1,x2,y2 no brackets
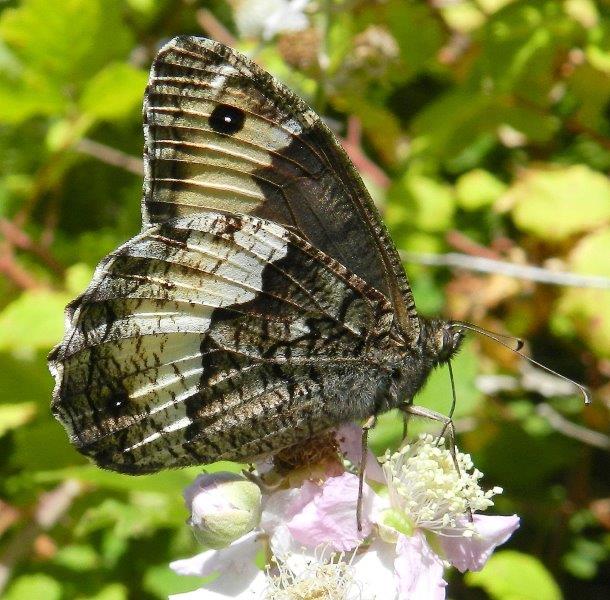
381,434,502,538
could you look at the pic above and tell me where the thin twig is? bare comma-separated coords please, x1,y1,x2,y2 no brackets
536,403,610,450
196,8,238,47
75,138,143,176
446,230,502,260
0,219,64,276
400,250,610,289
340,117,391,190
0,244,44,290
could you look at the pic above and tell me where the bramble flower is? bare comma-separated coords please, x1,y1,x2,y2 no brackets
374,434,520,597
170,426,519,599
378,434,503,539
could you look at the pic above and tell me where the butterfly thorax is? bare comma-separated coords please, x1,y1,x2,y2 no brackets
370,317,464,415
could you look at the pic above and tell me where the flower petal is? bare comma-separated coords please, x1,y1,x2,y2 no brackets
353,538,398,599
440,514,520,572
335,423,385,484
169,570,267,600
261,483,319,530
394,532,447,600
170,531,259,577
286,473,376,551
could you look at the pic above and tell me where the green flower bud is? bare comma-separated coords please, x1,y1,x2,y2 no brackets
184,472,262,549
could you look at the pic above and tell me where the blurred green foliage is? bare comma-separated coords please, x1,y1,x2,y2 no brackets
0,0,609,598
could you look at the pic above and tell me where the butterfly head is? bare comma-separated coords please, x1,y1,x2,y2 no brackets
421,319,464,366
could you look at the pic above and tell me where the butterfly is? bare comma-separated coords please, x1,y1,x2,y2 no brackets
48,36,464,474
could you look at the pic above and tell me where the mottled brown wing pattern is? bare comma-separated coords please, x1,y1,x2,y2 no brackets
144,36,418,335
49,212,396,473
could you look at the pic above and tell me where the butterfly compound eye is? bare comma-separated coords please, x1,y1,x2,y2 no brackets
209,104,245,135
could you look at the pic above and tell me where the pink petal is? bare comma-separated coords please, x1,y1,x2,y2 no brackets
262,483,327,558
287,473,376,551
335,423,385,483
440,514,520,572
395,532,447,600
261,483,319,533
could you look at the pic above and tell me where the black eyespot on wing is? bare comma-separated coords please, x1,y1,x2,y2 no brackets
209,104,245,135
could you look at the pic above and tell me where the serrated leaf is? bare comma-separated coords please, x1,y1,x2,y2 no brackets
80,63,148,121
507,165,610,241
465,550,562,600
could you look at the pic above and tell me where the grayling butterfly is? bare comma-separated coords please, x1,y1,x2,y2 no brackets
49,36,587,477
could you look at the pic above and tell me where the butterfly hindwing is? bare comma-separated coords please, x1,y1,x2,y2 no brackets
144,36,418,334
49,212,396,473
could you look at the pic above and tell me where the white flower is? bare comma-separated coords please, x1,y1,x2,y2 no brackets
234,0,311,41
374,434,520,598
170,428,519,600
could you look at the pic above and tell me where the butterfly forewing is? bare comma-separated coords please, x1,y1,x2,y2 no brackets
50,212,396,473
144,36,418,333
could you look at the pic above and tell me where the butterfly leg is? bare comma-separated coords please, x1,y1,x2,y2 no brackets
399,404,474,522
399,404,460,475
357,415,377,532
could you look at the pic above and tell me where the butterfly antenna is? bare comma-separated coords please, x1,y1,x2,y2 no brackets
448,321,591,405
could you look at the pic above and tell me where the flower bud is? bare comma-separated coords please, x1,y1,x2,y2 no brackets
184,472,262,549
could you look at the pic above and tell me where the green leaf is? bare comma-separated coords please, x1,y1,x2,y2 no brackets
33,461,243,492
1,0,132,87
80,63,148,121
77,583,128,600
508,165,610,241
359,0,444,81
143,563,208,599
555,228,610,357
0,401,36,436
0,0,133,122
586,20,610,73
0,289,71,354
411,91,494,160
465,550,562,600
456,169,508,210
4,574,62,600
54,544,100,571
390,169,455,232
478,1,576,102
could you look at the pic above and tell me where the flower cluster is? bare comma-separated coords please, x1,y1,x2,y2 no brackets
169,425,519,599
